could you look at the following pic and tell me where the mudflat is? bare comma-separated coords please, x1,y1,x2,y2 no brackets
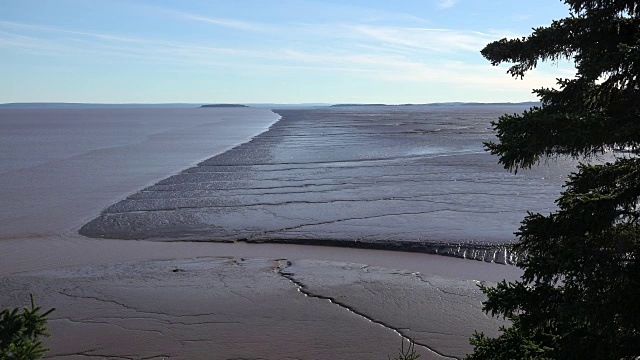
81,106,574,262
2,255,515,359
0,106,544,359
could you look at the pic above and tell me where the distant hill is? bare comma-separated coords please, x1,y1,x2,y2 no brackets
331,101,541,107
200,104,249,108
459,101,541,106
0,103,206,109
247,103,332,108
0,101,541,109
330,103,387,107
0,102,332,109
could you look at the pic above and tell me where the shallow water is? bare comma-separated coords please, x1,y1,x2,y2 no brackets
0,107,280,240
81,105,576,258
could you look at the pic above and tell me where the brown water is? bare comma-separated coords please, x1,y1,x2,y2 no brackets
0,107,280,240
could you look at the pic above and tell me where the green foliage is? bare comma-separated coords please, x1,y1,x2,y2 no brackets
0,294,55,360
468,1,640,359
388,339,421,360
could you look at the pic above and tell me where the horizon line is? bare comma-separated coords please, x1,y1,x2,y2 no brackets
0,100,541,108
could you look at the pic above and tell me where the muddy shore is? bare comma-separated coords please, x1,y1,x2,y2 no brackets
81,107,572,263
0,106,547,359
2,250,518,359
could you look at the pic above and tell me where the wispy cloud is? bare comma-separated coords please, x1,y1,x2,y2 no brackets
120,2,275,33
347,25,514,53
275,47,566,94
1,16,511,65
509,14,532,22
0,20,258,67
0,16,570,100
0,30,72,57
0,20,143,43
172,13,271,32
437,0,460,9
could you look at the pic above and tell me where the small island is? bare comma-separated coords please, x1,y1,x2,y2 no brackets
330,103,387,107
200,104,249,108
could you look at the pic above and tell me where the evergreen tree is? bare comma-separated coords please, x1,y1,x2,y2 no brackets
467,1,640,359
0,294,55,360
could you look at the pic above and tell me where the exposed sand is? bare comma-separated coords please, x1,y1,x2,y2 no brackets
0,235,521,281
0,236,520,359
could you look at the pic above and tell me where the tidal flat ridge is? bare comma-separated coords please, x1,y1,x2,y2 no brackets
80,105,575,263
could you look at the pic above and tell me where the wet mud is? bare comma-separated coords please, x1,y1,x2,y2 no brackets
1,257,504,359
81,106,574,263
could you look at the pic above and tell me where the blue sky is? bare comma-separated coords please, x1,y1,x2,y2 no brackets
0,0,574,104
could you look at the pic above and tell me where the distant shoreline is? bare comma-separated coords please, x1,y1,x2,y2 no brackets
330,101,541,107
0,101,541,109
0,102,206,109
200,104,249,108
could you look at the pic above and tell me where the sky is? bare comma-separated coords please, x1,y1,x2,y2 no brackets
0,0,576,104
